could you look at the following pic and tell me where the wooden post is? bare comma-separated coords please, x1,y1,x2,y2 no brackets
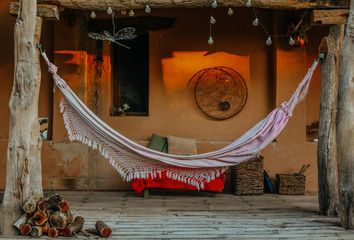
317,25,344,217
0,0,43,236
336,0,354,229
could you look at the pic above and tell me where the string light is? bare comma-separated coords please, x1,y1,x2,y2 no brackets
129,9,135,17
252,18,259,26
106,7,113,14
211,0,218,8
121,9,127,15
245,0,252,7
90,11,96,19
266,36,272,46
210,16,216,24
289,37,295,46
145,5,151,13
208,36,214,45
227,8,234,16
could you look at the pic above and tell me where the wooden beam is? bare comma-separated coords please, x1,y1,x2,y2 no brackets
38,0,349,10
317,25,344,217
311,9,349,25
336,0,354,230
9,2,60,20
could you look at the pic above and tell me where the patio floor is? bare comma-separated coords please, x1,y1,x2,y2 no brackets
1,191,354,239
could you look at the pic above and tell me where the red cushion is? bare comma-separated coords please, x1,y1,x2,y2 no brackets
131,171,225,193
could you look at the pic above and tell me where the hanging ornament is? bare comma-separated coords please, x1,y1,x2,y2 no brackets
211,0,218,8
208,36,214,45
106,7,113,14
245,0,252,7
121,9,127,15
289,37,295,46
227,8,234,16
129,9,135,17
90,11,96,19
266,36,272,46
210,16,216,24
145,5,151,13
252,18,259,26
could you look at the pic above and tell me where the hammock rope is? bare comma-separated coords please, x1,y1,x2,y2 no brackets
41,51,318,189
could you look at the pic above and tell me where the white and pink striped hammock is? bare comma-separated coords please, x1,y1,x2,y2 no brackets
41,52,318,189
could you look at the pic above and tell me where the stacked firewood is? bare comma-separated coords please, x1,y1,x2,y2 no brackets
14,193,112,238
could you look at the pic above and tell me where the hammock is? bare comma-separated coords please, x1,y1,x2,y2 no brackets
41,52,318,189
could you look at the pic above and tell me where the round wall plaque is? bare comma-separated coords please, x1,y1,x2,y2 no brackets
192,67,247,120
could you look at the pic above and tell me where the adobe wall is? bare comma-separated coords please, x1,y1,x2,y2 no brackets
0,2,327,193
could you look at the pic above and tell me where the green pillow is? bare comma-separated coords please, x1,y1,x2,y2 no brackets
148,134,168,153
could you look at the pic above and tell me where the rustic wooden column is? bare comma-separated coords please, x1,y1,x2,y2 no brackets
0,0,42,236
317,25,344,217
336,0,354,229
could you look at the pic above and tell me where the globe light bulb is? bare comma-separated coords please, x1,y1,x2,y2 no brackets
289,37,295,46
211,0,218,8
252,18,259,26
227,8,234,16
210,16,216,24
106,7,113,14
145,5,151,13
208,36,214,45
246,0,252,7
129,9,135,17
266,36,272,46
121,9,127,15
90,11,96,19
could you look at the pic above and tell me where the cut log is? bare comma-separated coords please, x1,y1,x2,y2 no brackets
41,222,50,234
0,0,41,235
336,0,354,229
22,195,42,213
49,212,68,229
9,2,60,20
30,226,43,237
63,209,74,224
95,220,112,238
61,216,85,237
311,9,349,25
33,210,48,225
44,194,62,211
48,227,59,238
19,224,32,236
13,213,27,230
38,0,349,10
318,25,344,217
60,199,70,212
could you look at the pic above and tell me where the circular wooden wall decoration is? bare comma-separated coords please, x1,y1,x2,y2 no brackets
192,67,247,120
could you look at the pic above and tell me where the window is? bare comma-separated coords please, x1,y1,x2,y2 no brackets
111,33,149,116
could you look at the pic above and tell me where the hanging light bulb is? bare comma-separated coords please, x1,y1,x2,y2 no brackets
121,9,127,15
208,36,214,45
145,5,151,13
245,0,252,7
227,8,234,16
90,11,96,19
106,7,113,14
252,18,259,26
266,36,272,46
211,0,218,8
129,9,135,17
210,16,216,24
289,37,295,46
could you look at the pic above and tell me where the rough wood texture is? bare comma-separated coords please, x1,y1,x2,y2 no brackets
318,25,344,217
4,191,352,239
39,0,349,10
95,220,112,238
312,9,349,25
337,0,354,230
9,2,60,20
0,0,43,236
61,216,84,237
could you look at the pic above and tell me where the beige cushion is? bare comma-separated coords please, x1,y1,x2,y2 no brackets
167,135,197,155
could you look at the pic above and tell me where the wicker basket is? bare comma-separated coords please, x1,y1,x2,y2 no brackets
276,174,305,195
232,156,264,195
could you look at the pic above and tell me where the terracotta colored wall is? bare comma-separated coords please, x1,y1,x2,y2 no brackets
0,5,328,193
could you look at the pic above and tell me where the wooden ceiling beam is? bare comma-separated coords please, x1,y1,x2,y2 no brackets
38,0,349,11
311,9,349,25
9,2,60,20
